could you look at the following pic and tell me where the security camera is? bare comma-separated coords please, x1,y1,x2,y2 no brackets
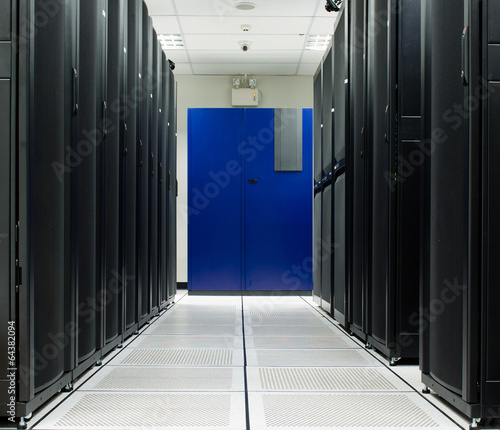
239,41,251,52
325,0,341,12
168,59,175,71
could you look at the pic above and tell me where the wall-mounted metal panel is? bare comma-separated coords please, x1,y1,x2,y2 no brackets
0,42,10,77
274,108,303,172
0,0,11,40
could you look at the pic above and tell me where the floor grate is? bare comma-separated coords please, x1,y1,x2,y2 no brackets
131,335,244,349
110,348,244,366
245,335,358,349
248,393,461,429
82,366,245,391
34,392,246,429
247,367,411,391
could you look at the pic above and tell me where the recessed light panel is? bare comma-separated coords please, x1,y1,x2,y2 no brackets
158,34,185,50
305,35,332,51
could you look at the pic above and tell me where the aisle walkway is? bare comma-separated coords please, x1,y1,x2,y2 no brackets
33,295,462,430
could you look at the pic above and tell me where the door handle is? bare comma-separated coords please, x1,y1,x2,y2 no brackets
248,179,258,184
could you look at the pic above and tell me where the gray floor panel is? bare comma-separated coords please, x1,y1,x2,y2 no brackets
131,335,244,349
245,324,342,337
246,349,383,367
248,392,461,429
244,316,327,326
109,348,245,366
82,366,245,391
145,323,242,336
155,317,241,326
34,392,246,430
245,336,359,349
247,367,412,392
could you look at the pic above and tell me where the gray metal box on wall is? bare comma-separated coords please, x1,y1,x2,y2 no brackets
274,108,303,172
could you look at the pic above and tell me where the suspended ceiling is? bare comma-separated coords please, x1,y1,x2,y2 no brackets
145,0,338,75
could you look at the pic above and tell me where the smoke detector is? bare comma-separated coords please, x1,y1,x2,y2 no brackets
235,2,256,10
241,24,251,32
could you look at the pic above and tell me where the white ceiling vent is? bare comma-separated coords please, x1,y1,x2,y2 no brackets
158,34,185,50
305,35,332,51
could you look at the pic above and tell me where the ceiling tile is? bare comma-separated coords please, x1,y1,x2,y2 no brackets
179,16,312,35
192,63,298,75
163,49,190,63
151,16,181,34
297,63,320,75
189,50,303,64
184,34,305,51
144,0,175,16
171,63,194,75
309,17,336,34
301,49,327,64
172,0,319,17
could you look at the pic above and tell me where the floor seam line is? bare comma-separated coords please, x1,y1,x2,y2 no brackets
241,296,251,430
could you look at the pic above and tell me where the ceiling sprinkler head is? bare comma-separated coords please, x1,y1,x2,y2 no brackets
235,2,256,10
241,24,251,32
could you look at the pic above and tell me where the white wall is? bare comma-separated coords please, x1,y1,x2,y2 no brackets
175,74,313,283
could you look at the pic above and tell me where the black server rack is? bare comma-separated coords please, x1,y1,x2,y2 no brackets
0,1,175,424
332,2,349,327
159,52,170,307
364,0,421,362
0,0,75,423
420,0,500,424
124,0,142,332
320,47,334,315
312,64,323,306
102,0,126,349
150,30,160,314
73,0,108,369
167,67,178,299
347,0,367,342
138,4,152,324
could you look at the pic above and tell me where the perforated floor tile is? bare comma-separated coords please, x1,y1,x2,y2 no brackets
244,316,328,326
109,348,245,366
131,335,244,349
155,317,242,326
82,366,245,391
248,392,461,429
245,336,359,349
247,367,411,392
246,349,383,367
34,392,246,430
146,323,242,336
245,324,342,337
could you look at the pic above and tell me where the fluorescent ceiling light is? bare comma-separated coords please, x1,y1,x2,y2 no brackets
306,35,332,51
158,34,185,50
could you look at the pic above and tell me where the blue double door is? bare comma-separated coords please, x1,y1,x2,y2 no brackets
188,108,313,291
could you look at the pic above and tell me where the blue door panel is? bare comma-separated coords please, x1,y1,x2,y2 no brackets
188,108,243,290
244,108,313,291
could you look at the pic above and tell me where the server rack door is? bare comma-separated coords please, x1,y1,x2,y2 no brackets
139,3,151,320
124,0,141,329
348,0,367,337
159,53,169,305
74,0,100,364
149,29,159,312
393,0,421,357
332,4,348,325
244,108,313,291
483,0,500,410
29,0,69,392
422,0,466,397
167,69,177,298
313,190,322,304
320,184,332,310
367,0,390,345
103,0,125,344
313,65,323,184
0,0,12,405
322,48,333,176
188,109,243,291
